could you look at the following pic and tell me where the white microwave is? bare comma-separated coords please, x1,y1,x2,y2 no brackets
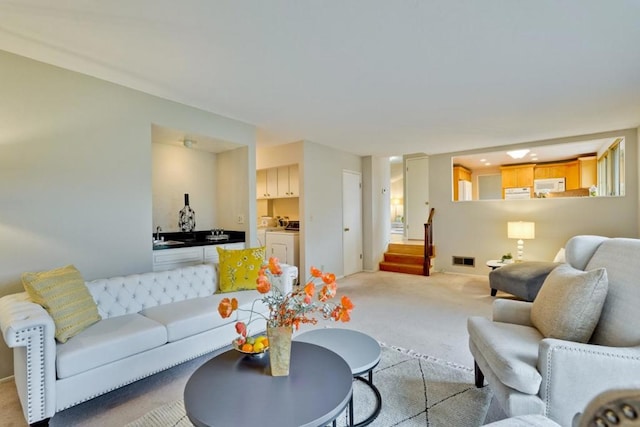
534,178,565,195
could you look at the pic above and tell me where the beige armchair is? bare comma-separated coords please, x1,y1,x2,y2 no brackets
468,235,640,426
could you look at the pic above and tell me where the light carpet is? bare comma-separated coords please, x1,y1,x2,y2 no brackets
126,344,493,427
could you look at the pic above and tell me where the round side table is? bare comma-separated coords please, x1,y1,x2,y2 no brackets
295,328,382,427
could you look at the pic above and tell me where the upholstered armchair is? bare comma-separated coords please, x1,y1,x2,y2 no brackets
468,235,640,426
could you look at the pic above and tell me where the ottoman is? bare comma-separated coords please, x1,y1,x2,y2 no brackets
489,261,560,301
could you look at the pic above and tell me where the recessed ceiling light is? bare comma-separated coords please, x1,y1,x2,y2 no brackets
480,158,486,162
485,162,491,166
507,149,530,159
531,157,538,161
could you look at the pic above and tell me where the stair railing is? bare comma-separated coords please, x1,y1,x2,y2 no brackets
423,208,435,276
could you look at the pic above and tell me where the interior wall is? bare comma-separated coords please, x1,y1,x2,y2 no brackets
430,128,639,276
0,50,256,379
152,143,217,232
302,141,362,278
216,146,255,243
362,156,391,271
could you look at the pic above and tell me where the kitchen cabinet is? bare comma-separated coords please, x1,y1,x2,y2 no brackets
534,158,593,190
500,164,534,198
452,165,471,201
153,242,245,271
265,231,299,269
534,163,567,180
579,156,597,188
256,168,278,199
277,164,299,197
565,160,580,190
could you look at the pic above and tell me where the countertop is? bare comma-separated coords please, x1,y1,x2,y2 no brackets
153,230,245,250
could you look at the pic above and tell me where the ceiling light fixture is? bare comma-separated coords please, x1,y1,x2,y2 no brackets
506,149,530,159
183,139,197,148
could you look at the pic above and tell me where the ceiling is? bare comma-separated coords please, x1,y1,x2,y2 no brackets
1,1,639,157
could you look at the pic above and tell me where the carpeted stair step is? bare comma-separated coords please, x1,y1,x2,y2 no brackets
379,261,424,275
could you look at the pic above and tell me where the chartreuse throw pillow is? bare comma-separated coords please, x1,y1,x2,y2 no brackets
531,264,608,343
217,246,266,293
22,265,101,343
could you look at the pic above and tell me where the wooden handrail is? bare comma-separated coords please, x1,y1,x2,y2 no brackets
423,208,435,276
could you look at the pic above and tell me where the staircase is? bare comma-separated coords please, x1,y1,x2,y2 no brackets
379,243,426,275
380,208,436,276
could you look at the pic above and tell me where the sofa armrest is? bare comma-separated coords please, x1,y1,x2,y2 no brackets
492,299,534,326
538,339,640,427
0,293,57,423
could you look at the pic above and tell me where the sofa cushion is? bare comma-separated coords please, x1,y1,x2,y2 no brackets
22,265,101,343
217,246,265,293
531,264,608,343
467,316,543,395
56,313,166,378
141,290,267,342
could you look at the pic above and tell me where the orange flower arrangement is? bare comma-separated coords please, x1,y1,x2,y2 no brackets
218,257,354,346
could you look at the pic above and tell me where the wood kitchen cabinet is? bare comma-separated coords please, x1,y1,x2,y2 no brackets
256,168,278,199
579,156,597,188
534,158,593,190
452,165,471,201
276,164,299,197
500,164,534,197
565,160,580,190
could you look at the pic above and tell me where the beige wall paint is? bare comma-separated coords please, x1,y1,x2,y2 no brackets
302,141,362,278
362,156,391,271
0,50,256,378
430,128,638,275
152,143,218,232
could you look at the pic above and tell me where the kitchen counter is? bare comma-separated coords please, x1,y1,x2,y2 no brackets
153,230,245,250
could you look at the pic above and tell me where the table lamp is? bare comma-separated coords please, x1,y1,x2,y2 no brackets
507,221,535,261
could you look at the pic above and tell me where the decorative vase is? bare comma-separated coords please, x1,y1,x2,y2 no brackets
178,193,196,232
267,325,293,376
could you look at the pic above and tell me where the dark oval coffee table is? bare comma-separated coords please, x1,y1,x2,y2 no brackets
184,341,353,427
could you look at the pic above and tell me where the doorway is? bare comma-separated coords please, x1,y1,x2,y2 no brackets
342,170,363,276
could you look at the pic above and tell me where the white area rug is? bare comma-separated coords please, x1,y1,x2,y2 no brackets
126,344,493,427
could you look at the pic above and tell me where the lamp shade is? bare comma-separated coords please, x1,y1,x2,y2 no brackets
507,221,535,240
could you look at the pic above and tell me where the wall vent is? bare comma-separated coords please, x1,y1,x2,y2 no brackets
452,256,475,267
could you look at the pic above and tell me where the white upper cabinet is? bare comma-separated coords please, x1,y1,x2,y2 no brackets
277,164,299,197
257,164,299,199
257,168,278,199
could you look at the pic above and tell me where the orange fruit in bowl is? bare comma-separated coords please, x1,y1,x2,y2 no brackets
241,343,253,352
262,338,269,348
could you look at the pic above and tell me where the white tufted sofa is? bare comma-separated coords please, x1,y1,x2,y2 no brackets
0,263,297,426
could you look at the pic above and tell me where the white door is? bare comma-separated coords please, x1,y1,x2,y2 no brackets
343,170,363,276
406,157,430,240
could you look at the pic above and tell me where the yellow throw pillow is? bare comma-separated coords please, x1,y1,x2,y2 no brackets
217,247,266,293
22,265,101,343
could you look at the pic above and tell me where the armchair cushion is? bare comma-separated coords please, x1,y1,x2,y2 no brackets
467,316,543,394
531,264,608,343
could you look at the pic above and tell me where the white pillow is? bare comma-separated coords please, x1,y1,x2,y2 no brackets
553,248,566,263
531,264,608,343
